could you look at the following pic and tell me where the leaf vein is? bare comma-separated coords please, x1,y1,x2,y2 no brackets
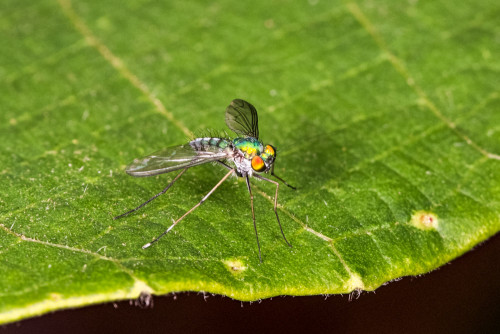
345,1,500,161
254,188,361,280
57,0,192,138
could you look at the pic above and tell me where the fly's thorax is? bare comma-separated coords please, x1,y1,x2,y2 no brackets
233,137,263,159
232,137,276,174
190,137,232,151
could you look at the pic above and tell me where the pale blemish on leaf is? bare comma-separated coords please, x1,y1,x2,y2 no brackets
223,258,248,276
49,293,62,301
410,211,439,230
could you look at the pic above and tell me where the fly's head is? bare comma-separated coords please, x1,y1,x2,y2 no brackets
251,144,276,173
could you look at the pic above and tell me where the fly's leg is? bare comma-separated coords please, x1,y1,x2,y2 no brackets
270,164,296,190
114,168,188,220
142,168,234,249
271,173,296,190
218,161,242,177
220,161,262,262
246,175,262,263
254,174,292,248
217,161,233,171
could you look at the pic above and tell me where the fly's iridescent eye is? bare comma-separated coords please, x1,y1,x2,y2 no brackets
264,145,275,157
251,156,266,172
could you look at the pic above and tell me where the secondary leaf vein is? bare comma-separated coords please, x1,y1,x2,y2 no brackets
345,1,500,161
57,0,192,138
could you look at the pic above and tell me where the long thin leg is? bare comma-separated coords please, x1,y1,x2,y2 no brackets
114,168,188,220
271,164,296,190
246,175,262,263
254,174,292,248
220,161,262,262
217,161,233,171
143,168,234,249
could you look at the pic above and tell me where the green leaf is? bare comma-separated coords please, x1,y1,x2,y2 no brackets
1,0,499,324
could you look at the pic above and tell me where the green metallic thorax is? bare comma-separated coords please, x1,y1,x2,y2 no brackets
233,137,263,159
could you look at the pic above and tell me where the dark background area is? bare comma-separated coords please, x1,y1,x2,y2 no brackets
3,233,499,334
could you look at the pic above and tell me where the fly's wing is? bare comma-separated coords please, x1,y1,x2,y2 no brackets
225,99,259,139
125,143,231,177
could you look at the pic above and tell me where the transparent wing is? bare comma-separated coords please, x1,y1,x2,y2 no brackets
225,99,259,138
125,143,231,177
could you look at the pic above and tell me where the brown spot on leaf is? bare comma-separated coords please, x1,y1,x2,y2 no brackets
410,211,439,230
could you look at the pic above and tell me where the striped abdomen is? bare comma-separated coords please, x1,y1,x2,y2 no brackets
189,137,232,152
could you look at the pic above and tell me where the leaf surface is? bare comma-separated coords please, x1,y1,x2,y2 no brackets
1,0,499,324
